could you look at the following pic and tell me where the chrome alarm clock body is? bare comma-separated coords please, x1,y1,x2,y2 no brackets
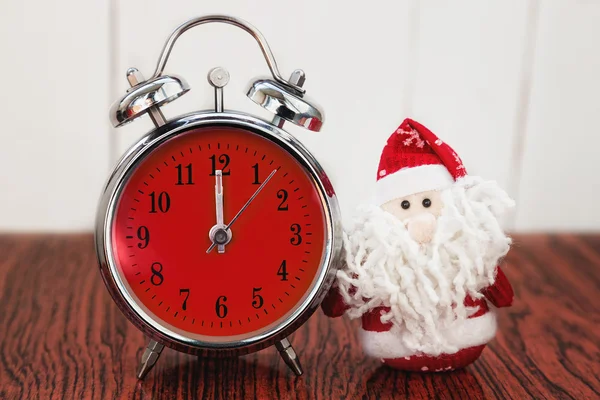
95,15,342,379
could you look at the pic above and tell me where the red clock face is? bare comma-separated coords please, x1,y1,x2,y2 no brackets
111,126,327,340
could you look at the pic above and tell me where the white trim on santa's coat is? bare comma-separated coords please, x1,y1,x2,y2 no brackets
359,310,498,359
375,164,454,206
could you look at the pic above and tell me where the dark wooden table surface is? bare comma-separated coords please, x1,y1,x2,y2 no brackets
0,234,598,399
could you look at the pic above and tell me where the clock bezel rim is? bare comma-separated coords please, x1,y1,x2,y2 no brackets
95,111,342,356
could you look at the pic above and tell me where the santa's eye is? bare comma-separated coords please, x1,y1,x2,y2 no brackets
401,200,410,210
422,198,432,208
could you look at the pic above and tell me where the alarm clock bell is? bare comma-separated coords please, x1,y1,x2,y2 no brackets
109,15,323,133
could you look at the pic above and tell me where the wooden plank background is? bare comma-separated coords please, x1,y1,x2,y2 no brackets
1,0,599,232
0,234,598,399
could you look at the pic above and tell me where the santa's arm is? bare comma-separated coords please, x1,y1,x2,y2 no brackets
482,267,514,308
321,286,350,318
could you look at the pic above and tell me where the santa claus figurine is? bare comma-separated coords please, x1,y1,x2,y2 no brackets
322,118,515,372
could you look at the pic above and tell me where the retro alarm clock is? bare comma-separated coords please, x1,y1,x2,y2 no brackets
95,15,342,379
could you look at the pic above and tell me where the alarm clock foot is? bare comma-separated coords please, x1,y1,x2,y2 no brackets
275,337,303,376
137,339,164,379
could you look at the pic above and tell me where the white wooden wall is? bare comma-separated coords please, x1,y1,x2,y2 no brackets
1,0,599,232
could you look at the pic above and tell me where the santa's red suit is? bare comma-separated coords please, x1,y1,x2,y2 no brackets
322,118,515,372
322,268,513,372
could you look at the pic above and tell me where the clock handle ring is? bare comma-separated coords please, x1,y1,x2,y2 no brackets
151,15,305,95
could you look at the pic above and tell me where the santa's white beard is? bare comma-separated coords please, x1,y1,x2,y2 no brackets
337,176,515,356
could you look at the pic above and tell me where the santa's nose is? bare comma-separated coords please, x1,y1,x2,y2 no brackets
406,213,437,244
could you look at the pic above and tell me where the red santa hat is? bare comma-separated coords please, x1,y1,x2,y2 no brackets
376,118,467,206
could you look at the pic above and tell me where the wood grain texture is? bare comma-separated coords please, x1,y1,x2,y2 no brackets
0,234,598,399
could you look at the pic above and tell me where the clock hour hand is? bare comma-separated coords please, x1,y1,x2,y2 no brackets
206,169,277,254
215,170,225,253
208,170,231,254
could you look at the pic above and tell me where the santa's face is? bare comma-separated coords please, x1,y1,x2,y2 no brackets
381,190,443,244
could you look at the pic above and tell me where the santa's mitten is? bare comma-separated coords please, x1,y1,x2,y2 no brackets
482,267,514,308
321,286,349,318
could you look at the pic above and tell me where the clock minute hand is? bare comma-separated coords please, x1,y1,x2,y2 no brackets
224,169,277,230
206,168,277,254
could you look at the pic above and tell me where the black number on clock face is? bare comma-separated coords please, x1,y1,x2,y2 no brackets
277,260,288,281
216,295,228,318
150,262,164,286
209,154,231,176
277,189,289,211
149,191,171,213
137,226,150,249
175,163,194,185
290,223,302,246
251,163,261,185
179,288,190,311
252,287,264,309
